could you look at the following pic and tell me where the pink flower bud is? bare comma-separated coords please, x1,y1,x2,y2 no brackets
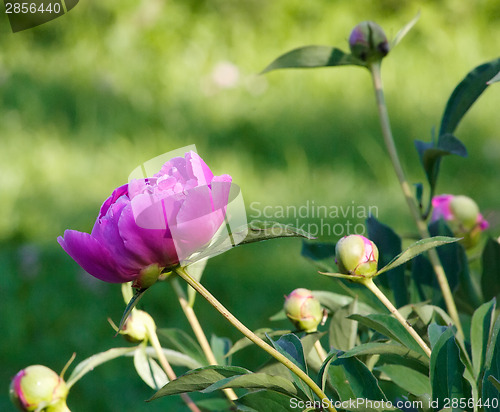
10,365,69,411
431,194,489,248
335,235,379,277
284,288,323,333
349,21,389,63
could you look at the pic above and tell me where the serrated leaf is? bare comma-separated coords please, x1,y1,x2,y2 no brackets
235,390,297,412
376,364,431,396
440,58,500,136
329,299,358,351
134,345,169,390
301,241,336,272
377,236,460,276
66,347,137,388
157,328,207,366
262,46,364,74
471,299,496,379
481,238,500,301
430,327,471,410
367,216,407,307
338,342,429,368
149,365,250,400
391,11,421,48
349,313,427,356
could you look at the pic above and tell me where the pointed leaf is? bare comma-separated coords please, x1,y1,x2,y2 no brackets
376,364,431,396
376,236,459,276
430,327,471,409
134,345,168,390
118,288,149,332
367,216,407,307
487,70,500,84
391,11,421,48
235,390,297,412
481,238,500,301
440,58,500,136
471,299,496,379
149,365,250,400
262,46,364,74
349,313,427,356
338,342,429,367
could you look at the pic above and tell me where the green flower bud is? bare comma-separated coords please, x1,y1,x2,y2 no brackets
121,309,156,343
284,288,323,333
349,21,389,63
10,365,69,411
335,235,379,278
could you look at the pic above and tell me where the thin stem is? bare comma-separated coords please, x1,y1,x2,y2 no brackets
174,267,336,412
146,324,201,412
313,339,328,363
369,61,464,339
171,277,238,402
364,278,432,358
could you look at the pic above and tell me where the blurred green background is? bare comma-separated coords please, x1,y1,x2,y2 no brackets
1,0,500,410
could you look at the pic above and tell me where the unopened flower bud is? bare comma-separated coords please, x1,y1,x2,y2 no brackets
349,21,389,63
284,288,323,333
335,235,379,277
431,194,489,248
10,365,69,411
121,309,156,342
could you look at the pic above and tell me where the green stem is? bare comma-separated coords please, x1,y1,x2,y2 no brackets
368,61,464,339
174,267,336,412
364,278,432,358
171,277,238,402
146,323,201,412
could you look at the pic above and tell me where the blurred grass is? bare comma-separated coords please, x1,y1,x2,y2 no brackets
1,0,500,410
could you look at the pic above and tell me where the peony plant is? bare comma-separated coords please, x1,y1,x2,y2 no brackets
10,14,500,412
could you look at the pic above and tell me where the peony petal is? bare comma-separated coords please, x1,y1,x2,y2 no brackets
58,230,134,283
186,151,214,186
99,184,129,219
431,194,453,221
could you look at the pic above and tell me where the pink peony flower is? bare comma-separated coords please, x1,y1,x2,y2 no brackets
58,151,232,287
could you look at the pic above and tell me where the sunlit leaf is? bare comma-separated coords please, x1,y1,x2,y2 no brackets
262,46,364,74
134,345,168,390
391,11,421,48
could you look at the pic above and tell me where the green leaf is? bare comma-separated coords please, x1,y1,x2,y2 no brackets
391,11,421,48
414,134,467,193
481,238,500,301
261,46,364,74
471,299,496,379
376,364,431,396
367,216,407,307
427,323,449,349
349,313,428,356
66,347,138,388
118,287,149,332
301,240,336,272
321,350,387,401
157,328,207,366
202,373,301,398
235,390,297,412
318,351,353,399
440,58,500,136
243,221,315,244
149,365,250,400
133,345,168,390
194,398,232,412
482,312,500,410
141,347,203,370
329,299,358,351
186,259,207,306
339,342,429,368
376,236,460,276
210,334,232,366
488,375,500,393
342,402,398,412
488,70,500,84
226,329,290,357
311,290,376,314
430,327,471,410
